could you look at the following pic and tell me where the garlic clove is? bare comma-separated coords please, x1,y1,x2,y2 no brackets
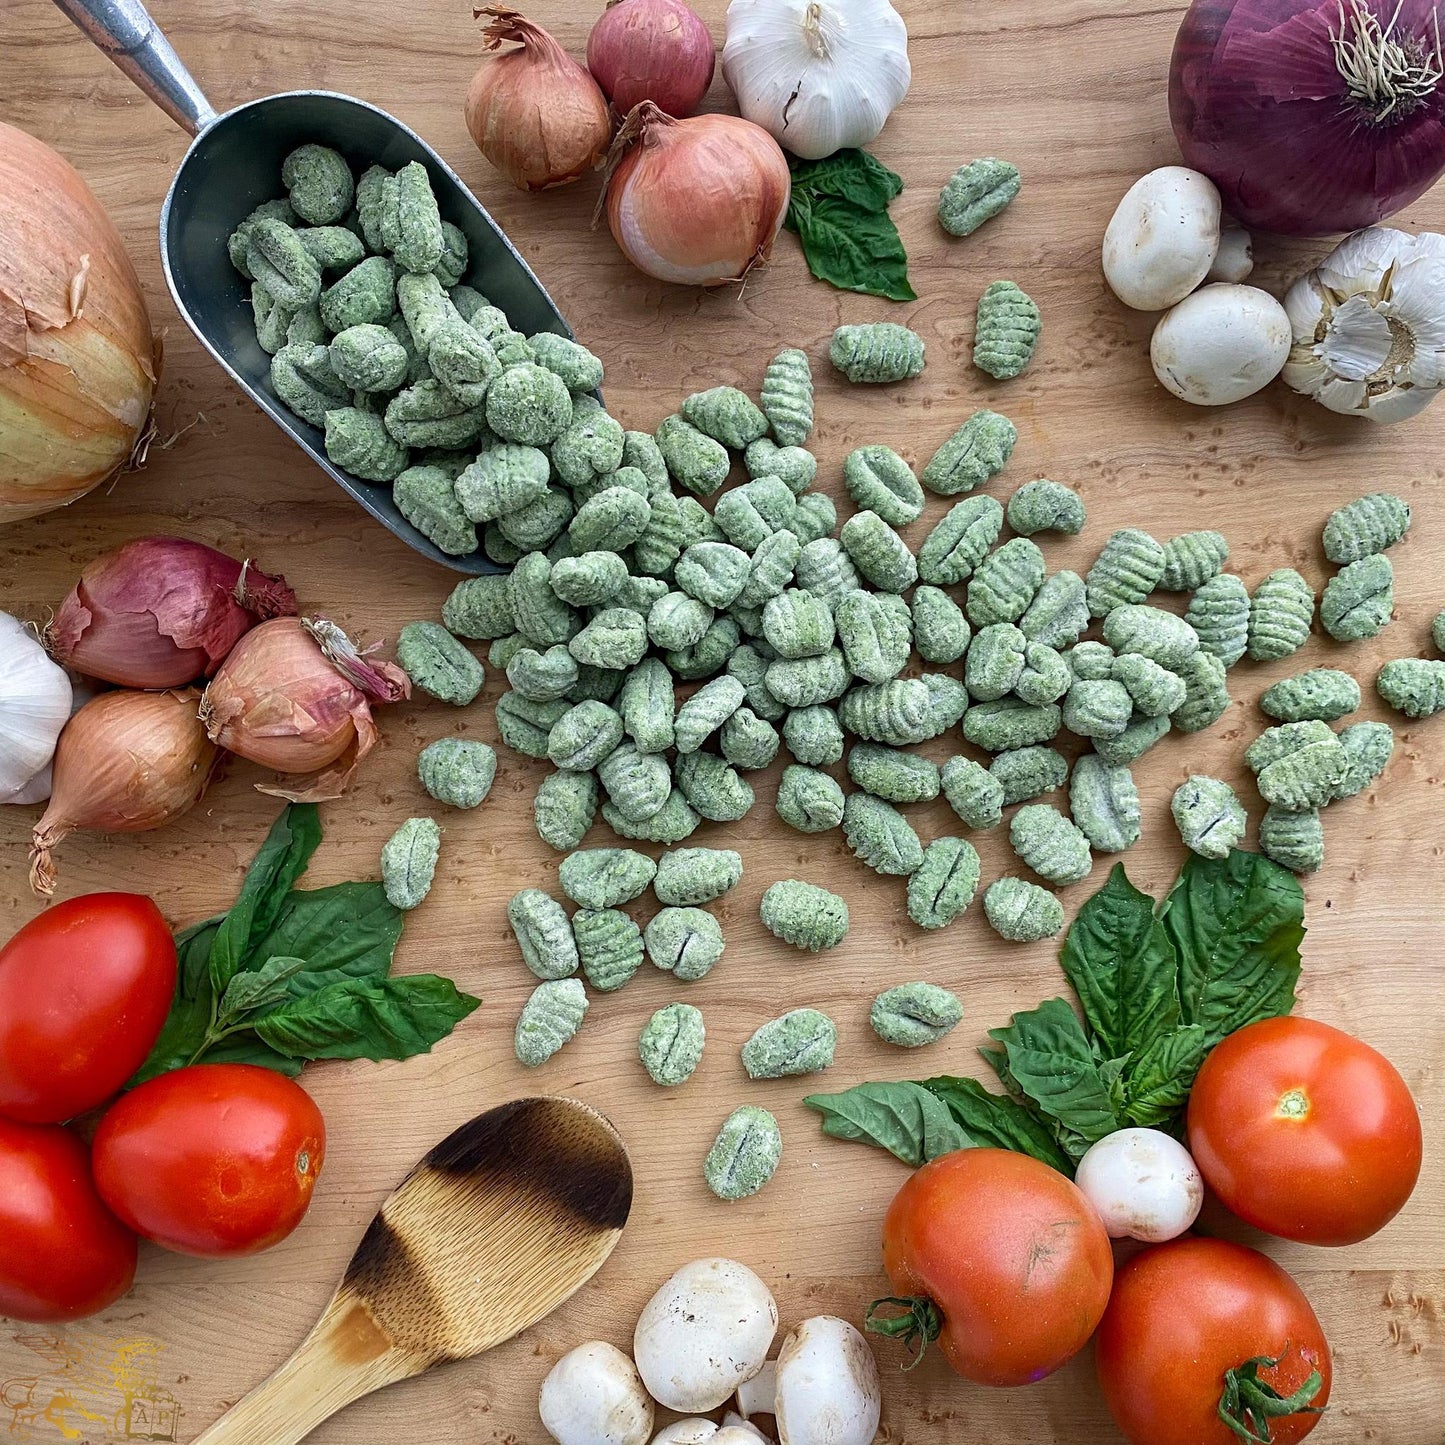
1319,295,1395,381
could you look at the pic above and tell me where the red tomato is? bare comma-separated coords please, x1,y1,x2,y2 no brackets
92,1063,325,1258
0,1118,137,1322
1188,1016,1423,1246
876,1148,1113,1386
1097,1237,1330,1445
0,892,176,1124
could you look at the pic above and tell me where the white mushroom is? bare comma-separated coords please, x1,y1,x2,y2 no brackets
1075,1128,1204,1243
1150,283,1292,406
720,1415,773,1442
1208,223,1254,283
633,1259,778,1414
1103,166,1222,311
651,1423,720,1445
734,1362,777,1422
540,1341,655,1445
773,1317,881,1445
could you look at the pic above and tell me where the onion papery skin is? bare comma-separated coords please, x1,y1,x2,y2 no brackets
587,0,717,118
466,5,615,190
48,537,298,689
604,105,791,286
29,689,219,897
200,616,405,803
0,122,157,524
1170,0,1445,235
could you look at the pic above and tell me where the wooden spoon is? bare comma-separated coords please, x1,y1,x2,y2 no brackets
192,1096,633,1445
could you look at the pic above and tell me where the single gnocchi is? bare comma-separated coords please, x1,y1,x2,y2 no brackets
759,879,850,950
1086,528,1166,617
1171,775,1247,859
1321,554,1394,641
1007,479,1086,536
907,837,982,929
938,157,1021,236
983,876,1065,942
1186,573,1250,668
921,410,1017,496
1247,568,1315,661
1009,803,1093,885
1323,491,1410,564
973,280,1041,380
1376,657,1445,718
760,347,814,446
830,322,926,384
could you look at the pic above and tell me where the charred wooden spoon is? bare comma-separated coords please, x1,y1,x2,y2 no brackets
192,1096,632,1445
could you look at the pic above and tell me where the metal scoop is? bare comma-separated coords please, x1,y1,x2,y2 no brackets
54,0,579,574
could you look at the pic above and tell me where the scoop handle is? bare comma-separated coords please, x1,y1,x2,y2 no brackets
51,0,218,136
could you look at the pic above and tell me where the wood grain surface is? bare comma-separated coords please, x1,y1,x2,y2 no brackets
2,1,1443,1442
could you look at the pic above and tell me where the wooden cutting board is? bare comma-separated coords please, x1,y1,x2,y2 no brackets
1,1,1441,1441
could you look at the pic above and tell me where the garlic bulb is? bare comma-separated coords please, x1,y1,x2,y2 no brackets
722,0,910,161
0,611,73,804
1283,227,1445,424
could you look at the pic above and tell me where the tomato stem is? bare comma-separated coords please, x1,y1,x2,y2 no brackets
865,1295,942,1371
1218,1345,1326,1444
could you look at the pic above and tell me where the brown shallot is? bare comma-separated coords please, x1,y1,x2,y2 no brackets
465,5,614,190
29,688,220,896
47,536,298,689
200,616,408,803
599,103,791,286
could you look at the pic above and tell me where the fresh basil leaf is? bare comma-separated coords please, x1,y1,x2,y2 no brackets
253,975,480,1062
785,149,916,303
207,804,322,994
130,921,221,1086
1061,863,1181,1060
803,1081,972,1167
218,956,310,1022
787,197,917,302
788,148,903,213
200,1032,305,1077
918,1076,1075,1174
1160,850,1304,1048
249,882,402,996
987,999,1120,1151
1124,1025,1210,1127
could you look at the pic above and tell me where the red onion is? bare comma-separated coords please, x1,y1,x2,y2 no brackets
200,616,408,803
587,0,716,118
1170,0,1445,234
47,537,297,690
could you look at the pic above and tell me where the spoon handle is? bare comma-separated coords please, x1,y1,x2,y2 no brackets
50,0,218,135
190,1289,423,1445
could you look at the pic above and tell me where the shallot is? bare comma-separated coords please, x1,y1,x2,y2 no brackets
600,104,791,286
29,689,220,896
200,616,408,802
47,536,297,689
466,5,614,190
587,0,716,118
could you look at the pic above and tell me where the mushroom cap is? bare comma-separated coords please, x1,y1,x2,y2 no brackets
1103,166,1222,311
539,1340,655,1445
633,1258,779,1413
651,1422,720,1444
1150,284,1291,406
1075,1127,1203,1242
774,1316,882,1445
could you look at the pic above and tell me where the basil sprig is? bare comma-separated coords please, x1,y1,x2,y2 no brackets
784,149,916,303
806,850,1305,1174
131,804,479,1085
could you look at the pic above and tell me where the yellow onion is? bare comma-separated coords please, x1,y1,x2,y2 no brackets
465,5,614,190
200,616,409,803
0,121,158,525
601,103,791,286
30,689,220,896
